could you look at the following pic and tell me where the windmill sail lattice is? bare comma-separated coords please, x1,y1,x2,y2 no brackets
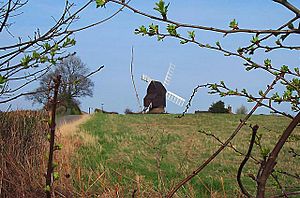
141,74,153,83
163,63,175,86
166,91,185,106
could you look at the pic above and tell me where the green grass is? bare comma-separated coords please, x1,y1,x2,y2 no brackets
73,113,300,197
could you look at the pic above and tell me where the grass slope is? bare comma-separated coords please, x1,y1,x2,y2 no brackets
74,113,300,197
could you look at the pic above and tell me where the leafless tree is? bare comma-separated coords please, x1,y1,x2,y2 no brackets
27,55,94,113
236,105,248,115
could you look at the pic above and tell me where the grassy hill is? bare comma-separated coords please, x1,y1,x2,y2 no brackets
72,113,300,197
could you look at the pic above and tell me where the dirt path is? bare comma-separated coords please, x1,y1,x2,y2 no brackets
55,114,96,196
57,114,89,128
56,115,87,128
56,114,98,145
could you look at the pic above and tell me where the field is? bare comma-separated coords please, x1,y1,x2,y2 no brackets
66,113,300,197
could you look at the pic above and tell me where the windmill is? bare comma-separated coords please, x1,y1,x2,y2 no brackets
141,63,186,113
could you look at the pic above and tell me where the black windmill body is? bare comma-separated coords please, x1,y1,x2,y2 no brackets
144,81,167,113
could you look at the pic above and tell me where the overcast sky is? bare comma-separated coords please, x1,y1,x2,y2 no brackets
1,0,299,114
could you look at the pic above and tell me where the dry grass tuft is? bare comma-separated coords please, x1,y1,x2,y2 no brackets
54,114,98,196
57,114,96,146
0,111,95,197
0,110,48,197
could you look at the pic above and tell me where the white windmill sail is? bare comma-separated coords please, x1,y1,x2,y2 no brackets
163,63,175,86
141,74,153,83
166,91,185,107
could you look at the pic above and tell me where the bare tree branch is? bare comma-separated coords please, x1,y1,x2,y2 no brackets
237,125,259,198
0,65,104,104
0,0,12,32
129,46,142,111
166,75,282,197
256,112,300,197
273,0,300,16
110,0,300,35
45,74,61,198
0,0,126,104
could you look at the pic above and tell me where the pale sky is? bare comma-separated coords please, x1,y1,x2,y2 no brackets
1,0,299,114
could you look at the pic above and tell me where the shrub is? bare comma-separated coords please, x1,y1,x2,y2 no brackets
236,105,248,114
124,108,134,114
94,108,103,113
208,100,229,113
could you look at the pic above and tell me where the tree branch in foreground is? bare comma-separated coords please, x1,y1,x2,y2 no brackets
237,125,259,197
166,75,282,197
256,112,300,197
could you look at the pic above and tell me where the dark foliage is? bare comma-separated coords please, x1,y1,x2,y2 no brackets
124,108,134,114
208,100,229,113
27,55,93,114
236,105,248,114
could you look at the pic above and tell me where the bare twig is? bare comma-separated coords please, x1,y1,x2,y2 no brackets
0,0,11,32
288,147,300,158
276,170,300,180
273,0,300,16
178,84,208,118
271,174,288,198
237,125,259,198
0,65,104,103
129,46,142,111
199,129,259,163
271,191,300,198
45,75,61,198
256,112,300,197
110,0,300,35
242,16,299,53
0,0,126,104
166,75,282,197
